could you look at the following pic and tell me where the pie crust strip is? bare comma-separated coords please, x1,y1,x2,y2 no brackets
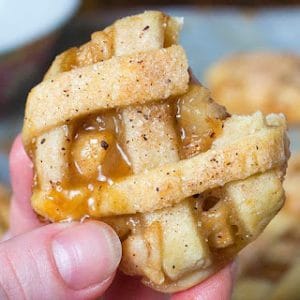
23,45,189,145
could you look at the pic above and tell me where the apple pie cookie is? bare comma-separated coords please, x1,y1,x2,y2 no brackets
206,52,300,124
22,11,289,292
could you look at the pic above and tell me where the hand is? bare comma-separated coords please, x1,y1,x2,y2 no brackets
0,135,235,299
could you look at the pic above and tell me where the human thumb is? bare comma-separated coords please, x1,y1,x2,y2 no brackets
0,221,121,299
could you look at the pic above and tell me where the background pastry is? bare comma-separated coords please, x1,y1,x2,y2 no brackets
206,52,300,124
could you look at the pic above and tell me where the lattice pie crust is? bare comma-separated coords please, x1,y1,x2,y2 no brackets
22,11,289,292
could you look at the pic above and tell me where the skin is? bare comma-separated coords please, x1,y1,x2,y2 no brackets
0,135,235,299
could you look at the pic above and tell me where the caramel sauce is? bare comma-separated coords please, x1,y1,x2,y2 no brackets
34,84,228,223
44,186,91,221
71,112,132,182
35,111,132,221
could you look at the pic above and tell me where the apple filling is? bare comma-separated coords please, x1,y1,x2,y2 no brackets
30,83,228,222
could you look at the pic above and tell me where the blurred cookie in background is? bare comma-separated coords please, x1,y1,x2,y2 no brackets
206,52,300,124
232,153,300,300
284,153,300,215
0,184,10,238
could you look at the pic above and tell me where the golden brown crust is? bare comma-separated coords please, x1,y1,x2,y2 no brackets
206,52,300,124
23,45,189,145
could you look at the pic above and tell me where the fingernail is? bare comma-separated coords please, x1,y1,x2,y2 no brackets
52,221,121,290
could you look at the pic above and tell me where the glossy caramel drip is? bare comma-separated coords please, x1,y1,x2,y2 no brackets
44,186,91,221
71,112,132,183
33,110,132,221
32,84,228,222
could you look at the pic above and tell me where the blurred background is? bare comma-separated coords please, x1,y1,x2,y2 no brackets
1,0,300,298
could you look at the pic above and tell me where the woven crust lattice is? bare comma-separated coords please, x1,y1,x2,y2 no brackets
22,11,289,292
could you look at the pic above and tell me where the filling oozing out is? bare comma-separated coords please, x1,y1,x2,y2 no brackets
71,113,132,182
33,84,228,223
38,111,132,221
33,83,253,284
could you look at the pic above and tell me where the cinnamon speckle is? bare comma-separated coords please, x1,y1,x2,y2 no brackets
100,140,109,150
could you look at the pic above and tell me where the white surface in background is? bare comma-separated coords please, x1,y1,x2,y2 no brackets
0,0,80,54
